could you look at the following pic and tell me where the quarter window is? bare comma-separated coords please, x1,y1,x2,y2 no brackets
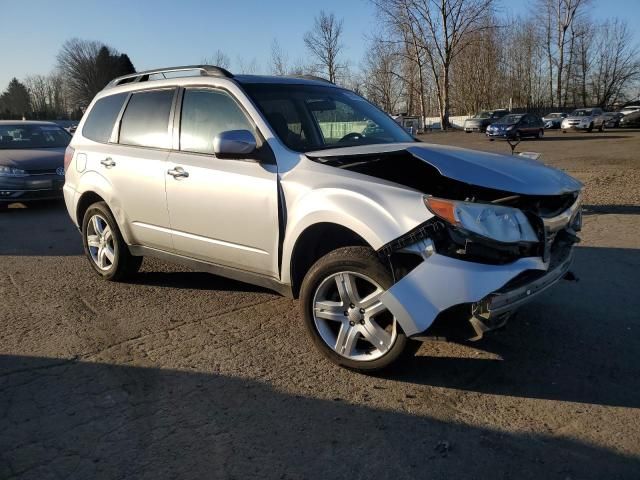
82,93,127,143
180,89,253,155
119,89,175,149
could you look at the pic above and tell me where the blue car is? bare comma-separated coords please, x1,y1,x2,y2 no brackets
486,113,545,140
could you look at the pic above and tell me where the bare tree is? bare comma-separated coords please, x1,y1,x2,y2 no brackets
373,0,496,129
236,57,260,74
362,38,403,113
202,49,231,69
590,19,640,106
57,39,135,109
270,39,289,76
304,11,345,83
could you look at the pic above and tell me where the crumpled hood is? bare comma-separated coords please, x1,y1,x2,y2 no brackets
306,142,583,196
0,147,65,170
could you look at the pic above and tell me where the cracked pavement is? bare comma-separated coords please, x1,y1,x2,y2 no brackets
1,130,639,479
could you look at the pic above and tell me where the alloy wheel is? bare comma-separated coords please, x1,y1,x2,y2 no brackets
312,271,397,361
86,214,115,271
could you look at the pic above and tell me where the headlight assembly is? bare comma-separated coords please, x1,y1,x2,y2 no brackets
0,166,27,177
424,196,538,243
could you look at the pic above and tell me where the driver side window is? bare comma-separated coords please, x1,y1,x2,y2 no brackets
180,89,252,155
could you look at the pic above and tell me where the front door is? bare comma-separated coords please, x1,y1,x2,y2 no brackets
165,88,279,278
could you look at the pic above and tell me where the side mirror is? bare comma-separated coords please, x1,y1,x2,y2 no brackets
213,130,257,158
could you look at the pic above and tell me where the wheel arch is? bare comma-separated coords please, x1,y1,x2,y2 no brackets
288,222,371,298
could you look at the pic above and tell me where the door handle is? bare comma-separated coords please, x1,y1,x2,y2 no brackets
167,166,189,178
100,157,116,168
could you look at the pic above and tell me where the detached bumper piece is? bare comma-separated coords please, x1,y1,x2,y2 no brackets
469,246,573,340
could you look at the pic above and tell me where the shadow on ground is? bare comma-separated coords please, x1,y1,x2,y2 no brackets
583,204,640,215
394,245,640,409
1,354,638,480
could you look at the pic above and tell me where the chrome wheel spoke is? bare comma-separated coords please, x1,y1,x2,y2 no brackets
102,225,112,242
360,318,392,351
91,215,104,236
359,287,383,309
336,272,358,305
335,322,359,357
314,300,345,322
103,245,115,263
87,235,100,248
364,300,387,319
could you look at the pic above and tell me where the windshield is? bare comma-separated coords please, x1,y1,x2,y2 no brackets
546,113,562,118
495,114,523,125
473,111,492,119
571,109,592,117
0,124,71,149
241,83,414,152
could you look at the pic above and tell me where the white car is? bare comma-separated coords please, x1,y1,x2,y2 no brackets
561,108,606,132
63,65,583,371
620,105,640,116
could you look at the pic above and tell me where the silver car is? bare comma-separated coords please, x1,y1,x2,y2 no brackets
63,65,583,371
561,108,606,132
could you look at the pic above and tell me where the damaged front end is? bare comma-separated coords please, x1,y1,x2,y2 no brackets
377,194,582,341
307,143,583,341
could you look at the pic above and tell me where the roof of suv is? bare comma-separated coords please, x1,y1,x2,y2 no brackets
103,65,337,91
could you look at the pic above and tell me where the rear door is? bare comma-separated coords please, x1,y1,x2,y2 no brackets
165,87,280,277
84,88,177,250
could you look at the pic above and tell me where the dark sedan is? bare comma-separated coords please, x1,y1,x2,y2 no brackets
603,112,624,128
485,113,545,140
463,109,509,132
0,121,71,203
619,110,640,128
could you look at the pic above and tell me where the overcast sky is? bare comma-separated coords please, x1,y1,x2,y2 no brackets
1,0,639,90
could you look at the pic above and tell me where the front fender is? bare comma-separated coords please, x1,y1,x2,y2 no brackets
280,179,430,284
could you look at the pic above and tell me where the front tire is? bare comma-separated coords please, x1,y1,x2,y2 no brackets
537,129,544,139
82,201,142,281
599,122,605,132
587,122,594,132
300,247,420,372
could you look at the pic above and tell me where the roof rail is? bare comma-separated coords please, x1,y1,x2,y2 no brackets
105,65,234,89
286,74,334,85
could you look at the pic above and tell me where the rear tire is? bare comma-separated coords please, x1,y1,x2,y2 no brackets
300,246,420,372
599,122,605,132
81,201,142,281
537,129,544,139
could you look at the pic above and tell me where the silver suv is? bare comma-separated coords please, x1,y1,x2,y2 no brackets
63,65,583,371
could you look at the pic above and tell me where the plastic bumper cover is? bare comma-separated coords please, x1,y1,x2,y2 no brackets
380,251,571,337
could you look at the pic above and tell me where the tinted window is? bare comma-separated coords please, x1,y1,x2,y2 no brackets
82,93,127,143
0,124,70,149
180,89,252,154
119,89,174,149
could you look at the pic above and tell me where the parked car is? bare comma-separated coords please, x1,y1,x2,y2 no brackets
561,108,606,132
463,109,509,132
620,105,640,116
485,113,545,140
0,121,71,204
619,110,640,128
542,112,567,129
63,65,583,371
602,112,624,128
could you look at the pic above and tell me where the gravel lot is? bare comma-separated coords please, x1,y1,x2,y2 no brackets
1,129,639,479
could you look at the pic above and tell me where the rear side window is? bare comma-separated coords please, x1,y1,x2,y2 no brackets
82,93,127,143
180,89,252,155
119,89,175,149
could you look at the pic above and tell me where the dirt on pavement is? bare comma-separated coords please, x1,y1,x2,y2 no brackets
1,130,639,479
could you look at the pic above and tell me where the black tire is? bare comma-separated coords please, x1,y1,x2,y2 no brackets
599,122,605,132
81,201,142,281
300,246,421,372
587,122,594,132
537,129,544,139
